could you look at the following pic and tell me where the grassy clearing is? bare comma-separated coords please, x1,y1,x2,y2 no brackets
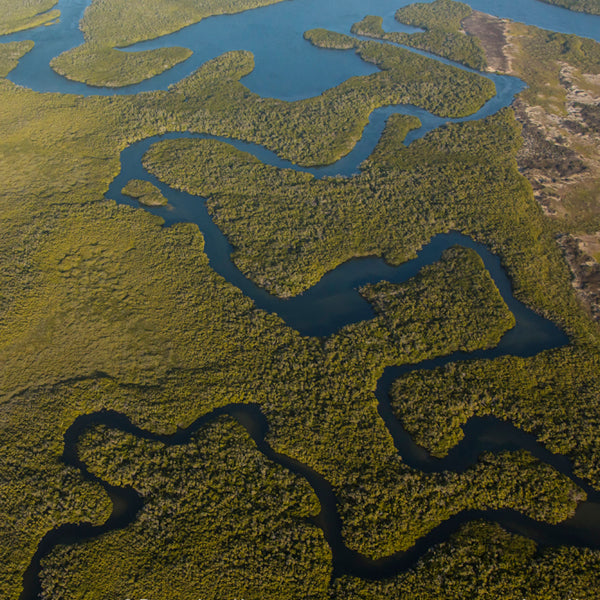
562,177,600,225
508,22,600,116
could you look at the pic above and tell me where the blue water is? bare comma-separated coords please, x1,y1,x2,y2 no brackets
0,0,577,342
1,0,599,99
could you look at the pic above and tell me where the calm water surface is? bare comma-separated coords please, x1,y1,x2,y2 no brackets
1,0,599,98
6,0,600,594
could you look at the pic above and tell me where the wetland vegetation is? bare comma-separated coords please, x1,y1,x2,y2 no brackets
50,44,193,88
538,0,600,14
121,179,168,206
390,346,600,482
351,0,487,70
143,107,596,345
1,0,600,598
0,0,59,35
0,40,34,77
39,417,332,600
333,521,600,599
49,0,285,87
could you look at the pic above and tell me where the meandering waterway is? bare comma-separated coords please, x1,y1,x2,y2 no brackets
19,399,600,599
5,0,600,596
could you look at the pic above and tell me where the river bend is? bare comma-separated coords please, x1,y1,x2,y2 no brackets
6,0,600,596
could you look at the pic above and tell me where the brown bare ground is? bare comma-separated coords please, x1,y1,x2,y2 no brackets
462,11,510,73
464,12,600,319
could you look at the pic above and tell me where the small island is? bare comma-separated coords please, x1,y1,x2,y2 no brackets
121,179,168,206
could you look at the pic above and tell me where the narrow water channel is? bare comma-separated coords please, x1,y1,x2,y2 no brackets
19,393,600,600
6,0,600,596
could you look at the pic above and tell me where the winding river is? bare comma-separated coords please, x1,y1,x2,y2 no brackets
19,401,600,599
4,0,600,597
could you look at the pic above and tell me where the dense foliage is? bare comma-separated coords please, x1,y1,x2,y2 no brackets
121,178,168,206
49,0,284,87
333,521,600,599
538,0,600,14
395,0,472,32
360,247,515,353
80,0,284,47
39,418,332,600
337,450,583,558
158,42,494,164
351,0,487,70
0,40,34,77
142,108,596,345
1,2,600,598
304,32,493,110
50,44,193,88
391,346,600,483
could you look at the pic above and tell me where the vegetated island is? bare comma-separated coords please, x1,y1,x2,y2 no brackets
50,0,287,87
121,179,168,206
165,41,494,166
351,0,487,70
50,44,194,89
